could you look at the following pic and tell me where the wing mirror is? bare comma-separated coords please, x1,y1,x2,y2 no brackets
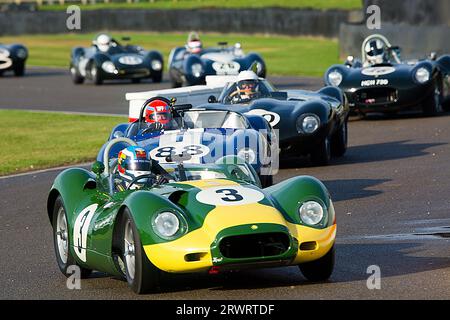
113,131,124,139
92,161,105,176
208,95,217,103
345,55,354,66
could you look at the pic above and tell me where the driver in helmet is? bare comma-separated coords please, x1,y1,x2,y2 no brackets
186,31,203,54
94,34,113,53
364,39,387,67
142,98,177,132
227,70,262,103
115,146,173,191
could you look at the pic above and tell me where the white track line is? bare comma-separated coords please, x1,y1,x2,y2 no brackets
0,163,91,180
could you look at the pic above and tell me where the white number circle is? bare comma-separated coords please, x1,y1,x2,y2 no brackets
149,143,210,163
196,186,264,206
245,109,281,127
361,66,396,76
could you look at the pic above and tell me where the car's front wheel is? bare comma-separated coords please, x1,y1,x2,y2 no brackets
90,64,103,85
13,62,25,77
331,121,348,157
310,136,331,166
152,72,163,83
299,245,335,282
52,196,92,278
70,65,84,84
119,208,161,294
422,80,443,116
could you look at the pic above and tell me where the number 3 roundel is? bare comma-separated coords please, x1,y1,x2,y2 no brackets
196,186,264,206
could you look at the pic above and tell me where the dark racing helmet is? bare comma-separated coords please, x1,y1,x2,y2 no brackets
364,39,386,66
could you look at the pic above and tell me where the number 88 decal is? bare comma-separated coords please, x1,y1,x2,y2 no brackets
150,144,210,162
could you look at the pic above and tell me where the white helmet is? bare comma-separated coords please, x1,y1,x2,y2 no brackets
187,31,202,54
237,70,259,82
364,39,386,65
95,34,112,53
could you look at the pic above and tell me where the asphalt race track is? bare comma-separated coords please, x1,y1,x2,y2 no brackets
1,67,450,299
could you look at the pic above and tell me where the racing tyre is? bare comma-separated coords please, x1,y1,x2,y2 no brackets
119,208,161,294
443,96,450,112
310,136,331,166
52,196,92,278
90,64,103,85
152,72,163,83
422,81,443,116
70,65,84,84
331,121,348,157
13,62,25,77
299,245,335,282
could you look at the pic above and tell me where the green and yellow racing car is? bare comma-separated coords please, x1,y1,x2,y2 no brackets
47,138,336,294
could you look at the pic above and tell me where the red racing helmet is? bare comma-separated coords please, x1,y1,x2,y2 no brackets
144,98,172,125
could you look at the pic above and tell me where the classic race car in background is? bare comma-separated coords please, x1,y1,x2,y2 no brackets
99,97,277,187
47,137,337,294
324,34,450,116
0,43,28,76
70,34,164,85
126,71,349,166
168,32,266,87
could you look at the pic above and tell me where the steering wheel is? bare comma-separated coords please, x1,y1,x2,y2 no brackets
126,173,157,191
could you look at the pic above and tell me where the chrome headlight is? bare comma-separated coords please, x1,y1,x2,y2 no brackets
328,70,343,86
191,63,203,77
16,48,27,59
237,148,256,164
297,114,320,134
151,59,162,71
152,211,180,239
415,67,430,83
101,61,116,73
299,201,324,226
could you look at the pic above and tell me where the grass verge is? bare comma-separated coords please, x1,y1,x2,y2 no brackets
0,32,339,77
39,0,362,11
0,110,126,176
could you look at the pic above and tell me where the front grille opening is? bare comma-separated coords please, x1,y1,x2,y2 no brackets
355,88,398,105
299,241,318,251
184,252,208,262
219,232,290,259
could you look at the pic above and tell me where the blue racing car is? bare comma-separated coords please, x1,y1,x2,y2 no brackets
97,97,277,187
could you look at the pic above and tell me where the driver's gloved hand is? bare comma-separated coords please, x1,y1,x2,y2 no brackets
156,174,169,185
152,122,164,131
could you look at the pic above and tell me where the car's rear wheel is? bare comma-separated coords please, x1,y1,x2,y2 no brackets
70,65,84,84
52,196,92,278
422,79,443,116
299,245,335,282
90,64,103,85
119,208,161,294
13,62,25,77
310,136,331,166
331,120,348,157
